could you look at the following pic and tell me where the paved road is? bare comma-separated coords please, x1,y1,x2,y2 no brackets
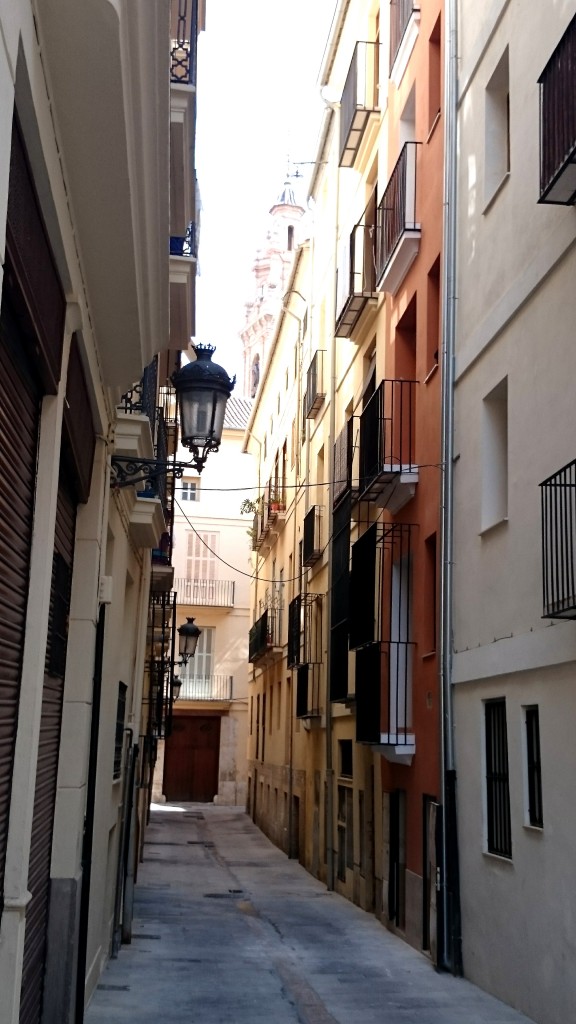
85,803,533,1024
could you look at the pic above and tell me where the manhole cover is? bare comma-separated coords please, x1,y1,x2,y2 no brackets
133,934,161,940
97,984,130,992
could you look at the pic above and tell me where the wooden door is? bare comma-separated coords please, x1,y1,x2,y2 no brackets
164,716,221,802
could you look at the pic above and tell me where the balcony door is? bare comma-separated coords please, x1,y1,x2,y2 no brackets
181,626,214,699
186,530,218,602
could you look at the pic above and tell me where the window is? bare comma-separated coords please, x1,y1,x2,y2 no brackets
426,256,441,373
181,626,214,690
484,49,510,206
339,739,353,778
485,699,512,857
424,532,437,654
251,355,260,398
186,531,218,581
525,706,543,828
113,682,128,780
428,15,441,132
481,377,508,530
180,479,199,501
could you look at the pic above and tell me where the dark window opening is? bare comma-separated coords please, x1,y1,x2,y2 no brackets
485,699,512,857
526,706,543,828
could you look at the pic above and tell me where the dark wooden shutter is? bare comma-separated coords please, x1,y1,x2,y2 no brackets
0,301,41,917
19,477,76,1024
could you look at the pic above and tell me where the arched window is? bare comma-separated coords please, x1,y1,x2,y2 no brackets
251,354,260,397
287,225,294,251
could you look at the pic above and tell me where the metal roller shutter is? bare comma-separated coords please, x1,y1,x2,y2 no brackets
19,478,76,1024
0,302,41,919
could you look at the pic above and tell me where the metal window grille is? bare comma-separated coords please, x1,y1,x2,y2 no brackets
485,699,512,857
526,706,543,828
114,682,128,780
540,459,576,618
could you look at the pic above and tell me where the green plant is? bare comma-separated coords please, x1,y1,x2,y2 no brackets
240,496,262,516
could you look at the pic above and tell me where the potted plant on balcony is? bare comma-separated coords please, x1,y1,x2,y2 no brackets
269,491,285,514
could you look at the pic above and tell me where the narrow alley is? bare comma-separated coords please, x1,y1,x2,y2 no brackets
85,805,532,1024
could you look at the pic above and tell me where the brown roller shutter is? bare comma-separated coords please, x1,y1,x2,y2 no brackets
19,475,76,1024
0,300,41,918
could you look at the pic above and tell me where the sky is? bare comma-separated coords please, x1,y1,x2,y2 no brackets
194,0,338,386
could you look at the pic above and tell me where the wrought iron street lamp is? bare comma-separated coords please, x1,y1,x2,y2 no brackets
176,616,201,664
111,344,235,488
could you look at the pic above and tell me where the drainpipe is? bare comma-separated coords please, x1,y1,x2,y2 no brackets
439,0,462,975
324,111,340,894
281,297,304,860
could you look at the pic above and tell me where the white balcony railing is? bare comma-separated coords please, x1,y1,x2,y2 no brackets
178,674,233,701
174,578,235,607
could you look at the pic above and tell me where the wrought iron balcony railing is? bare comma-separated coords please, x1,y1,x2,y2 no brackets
329,498,352,702
538,15,576,204
540,459,576,618
358,378,418,511
349,520,414,652
350,522,415,749
355,641,414,747
170,0,199,85
303,505,323,567
174,578,235,608
389,0,420,71
339,41,381,168
376,142,421,295
118,356,158,436
249,608,282,663
335,220,378,338
333,418,357,508
287,593,323,668
304,351,325,418
178,674,233,701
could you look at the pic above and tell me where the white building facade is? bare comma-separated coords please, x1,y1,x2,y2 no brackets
453,5,576,1022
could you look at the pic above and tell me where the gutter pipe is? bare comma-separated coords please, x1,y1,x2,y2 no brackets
439,0,462,975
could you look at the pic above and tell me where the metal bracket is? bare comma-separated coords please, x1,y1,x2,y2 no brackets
110,456,197,489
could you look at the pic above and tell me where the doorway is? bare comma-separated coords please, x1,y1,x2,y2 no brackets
164,715,221,801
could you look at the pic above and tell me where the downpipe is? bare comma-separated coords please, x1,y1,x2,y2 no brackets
439,0,463,975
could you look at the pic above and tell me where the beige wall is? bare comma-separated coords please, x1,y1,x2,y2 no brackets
454,3,576,1021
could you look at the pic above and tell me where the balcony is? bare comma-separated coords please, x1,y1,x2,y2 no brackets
329,499,352,702
335,221,377,339
287,594,323,668
303,506,323,567
376,142,421,296
174,578,235,608
333,419,357,509
178,674,233,701
170,226,196,350
350,522,415,762
170,0,199,86
249,609,282,663
358,379,418,512
355,643,415,763
538,16,576,204
389,0,421,84
339,41,381,168
170,222,197,259
304,351,326,418
540,459,576,617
